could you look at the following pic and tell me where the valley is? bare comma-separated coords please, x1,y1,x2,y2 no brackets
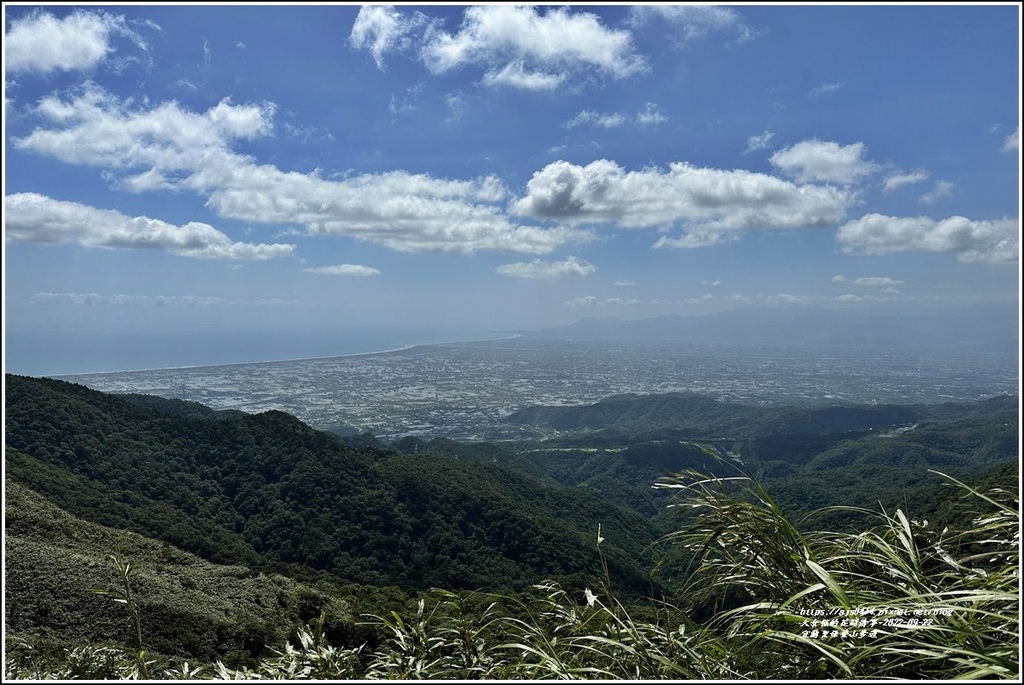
54,336,1017,441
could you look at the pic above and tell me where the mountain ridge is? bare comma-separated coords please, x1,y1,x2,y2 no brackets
526,302,1019,350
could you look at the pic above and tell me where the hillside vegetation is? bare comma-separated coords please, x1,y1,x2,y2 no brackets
6,459,1017,679
4,478,361,669
5,375,660,595
4,373,1018,678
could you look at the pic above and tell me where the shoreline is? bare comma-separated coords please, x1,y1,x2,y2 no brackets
47,332,523,378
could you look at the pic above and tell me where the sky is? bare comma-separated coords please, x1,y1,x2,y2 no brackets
3,3,1022,374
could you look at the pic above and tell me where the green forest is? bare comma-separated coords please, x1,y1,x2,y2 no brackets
3,373,1019,679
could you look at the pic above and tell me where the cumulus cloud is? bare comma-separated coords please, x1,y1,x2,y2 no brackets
770,139,879,185
919,181,954,205
837,213,1019,264
831,274,847,283
613,280,637,287
4,193,294,260
883,169,929,192
4,9,148,74
353,6,647,89
513,159,851,248
418,5,645,88
496,256,596,279
12,87,586,255
349,5,427,70
14,84,274,188
1002,125,1019,152
206,168,588,254
305,264,380,277
743,130,774,154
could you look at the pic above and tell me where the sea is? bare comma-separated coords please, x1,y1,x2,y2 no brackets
4,328,513,378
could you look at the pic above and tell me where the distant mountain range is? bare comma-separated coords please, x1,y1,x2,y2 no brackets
526,303,1019,351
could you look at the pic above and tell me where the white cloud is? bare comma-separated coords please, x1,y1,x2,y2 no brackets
919,181,954,205
30,292,234,307
283,122,335,145
613,280,636,287
4,193,295,260
853,276,903,286
883,169,929,192
837,213,1019,264
743,130,774,154
629,5,755,43
305,264,380,277
767,293,807,305
254,298,299,306
513,159,851,248
565,295,598,307
12,87,587,255
496,256,596,279
833,293,891,303
1002,125,1019,152
701,280,721,286
349,5,426,70
207,168,586,255
388,83,424,115
567,102,666,129
808,82,844,97
4,9,146,74
566,109,628,129
445,91,473,121
636,102,667,126
15,85,274,184
481,61,566,91
831,274,847,283
171,78,199,92
770,139,879,185
419,5,646,88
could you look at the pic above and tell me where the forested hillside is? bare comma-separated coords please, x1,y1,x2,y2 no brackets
4,373,1018,679
505,390,1016,439
5,375,659,596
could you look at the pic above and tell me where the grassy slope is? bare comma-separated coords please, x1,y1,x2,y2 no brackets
3,476,355,668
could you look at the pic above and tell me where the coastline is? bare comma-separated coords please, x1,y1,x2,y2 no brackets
44,332,523,379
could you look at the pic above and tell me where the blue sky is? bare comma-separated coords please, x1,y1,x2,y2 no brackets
3,3,1021,372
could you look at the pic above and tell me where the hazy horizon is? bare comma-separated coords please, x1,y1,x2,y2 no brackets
3,5,1020,377
6,298,1019,378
